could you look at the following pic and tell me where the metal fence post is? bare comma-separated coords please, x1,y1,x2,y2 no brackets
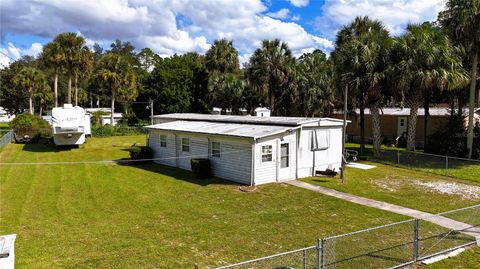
397,149,400,165
413,219,420,261
321,238,327,269
303,248,307,269
316,239,321,269
445,156,449,176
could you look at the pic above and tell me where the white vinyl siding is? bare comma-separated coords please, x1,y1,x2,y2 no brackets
297,127,342,178
209,139,251,184
148,131,176,167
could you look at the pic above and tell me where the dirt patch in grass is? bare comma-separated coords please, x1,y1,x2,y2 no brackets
412,180,480,200
373,177,480,200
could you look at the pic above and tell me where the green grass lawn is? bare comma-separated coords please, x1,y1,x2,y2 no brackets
345,143,480,183
0,122,9,136
423,247,480,269
302,162,480,213
0,136,411,268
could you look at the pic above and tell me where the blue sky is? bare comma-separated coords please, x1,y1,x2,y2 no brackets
0,0,446,67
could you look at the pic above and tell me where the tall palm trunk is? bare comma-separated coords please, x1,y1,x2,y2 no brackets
423,92,430,148
407,102,420,151
269,89,275,116
67,75,72,104
54,72,58,107
467,49,478,158
370,105,382,158
359,106,365,154
74,73,78,106
111,89,116,126
29,89,34,115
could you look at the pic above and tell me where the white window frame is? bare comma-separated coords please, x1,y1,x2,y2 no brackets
182,138,190,152
160,135,167,147
261,145,273,162
211,141,221,158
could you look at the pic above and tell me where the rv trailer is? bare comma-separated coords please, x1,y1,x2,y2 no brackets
52,104,90,146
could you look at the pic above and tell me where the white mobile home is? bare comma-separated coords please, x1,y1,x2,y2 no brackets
52,104,90,146
146,113,347,185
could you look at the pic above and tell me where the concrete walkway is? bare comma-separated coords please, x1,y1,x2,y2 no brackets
287,180,480,237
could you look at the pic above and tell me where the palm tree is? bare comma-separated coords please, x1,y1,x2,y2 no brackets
13,67,48,114
392,23,468,151
96,53,137,125
53,32,87,104
208,73,244,114
296,50,335,117
73,47,94,106
40,41,64,107
247,39,296,115
439,0,480,158
332,16,392,157
205,39,240,74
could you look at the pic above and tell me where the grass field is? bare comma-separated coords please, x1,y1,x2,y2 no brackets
302,162,480,213
0,122,9,136
346,143,480,183
0,136,411,268
423,247,480,269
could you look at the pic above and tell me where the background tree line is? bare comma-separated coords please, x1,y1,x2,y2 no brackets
0,0,478,158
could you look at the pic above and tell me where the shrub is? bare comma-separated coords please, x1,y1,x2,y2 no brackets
9,113,52,142
128,145,153,162
190,158,211,179
91,125,145,137
425,115,480,158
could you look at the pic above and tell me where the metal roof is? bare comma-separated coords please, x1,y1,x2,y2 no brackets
334,108,480,117
152,113,345,127
145,120,299,139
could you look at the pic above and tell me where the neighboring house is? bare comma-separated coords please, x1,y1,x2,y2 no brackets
255,107,271,117
147,113,347,185
0,107,15,123
84,108,122,126
332,107,480,147
100,113,123,126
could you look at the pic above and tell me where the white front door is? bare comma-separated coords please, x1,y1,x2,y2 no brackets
277,142,291,181
397,117,407,137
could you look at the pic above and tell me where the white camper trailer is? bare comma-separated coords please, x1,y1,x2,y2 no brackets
52,104,90,146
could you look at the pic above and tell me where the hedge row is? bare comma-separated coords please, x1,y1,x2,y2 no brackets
91,125,146,137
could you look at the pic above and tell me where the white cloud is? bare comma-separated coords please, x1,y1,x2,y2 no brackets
266,8,290,19
314,0,446,38
291,14,301,21
0,42,44,68
1,0,334,60
289,0,309,8
23,43,43,57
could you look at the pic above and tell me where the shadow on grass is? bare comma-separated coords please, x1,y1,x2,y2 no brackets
21,139,79,152
116,160,241,187
309,178,331,183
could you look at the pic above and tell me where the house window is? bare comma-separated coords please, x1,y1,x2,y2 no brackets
211,141,221,158
261,145,273,162
182,138,190,152
400,119,405,127
311,130,329,151
160,135,167,147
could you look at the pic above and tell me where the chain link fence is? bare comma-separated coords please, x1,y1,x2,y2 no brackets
0,129,13,150
375,149,480,181
212,205,480,269
214,246,319,269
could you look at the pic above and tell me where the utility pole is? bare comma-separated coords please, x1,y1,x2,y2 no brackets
340,84,348,182
150,100,154,125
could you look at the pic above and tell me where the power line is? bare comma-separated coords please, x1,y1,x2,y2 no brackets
0,148,250,166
